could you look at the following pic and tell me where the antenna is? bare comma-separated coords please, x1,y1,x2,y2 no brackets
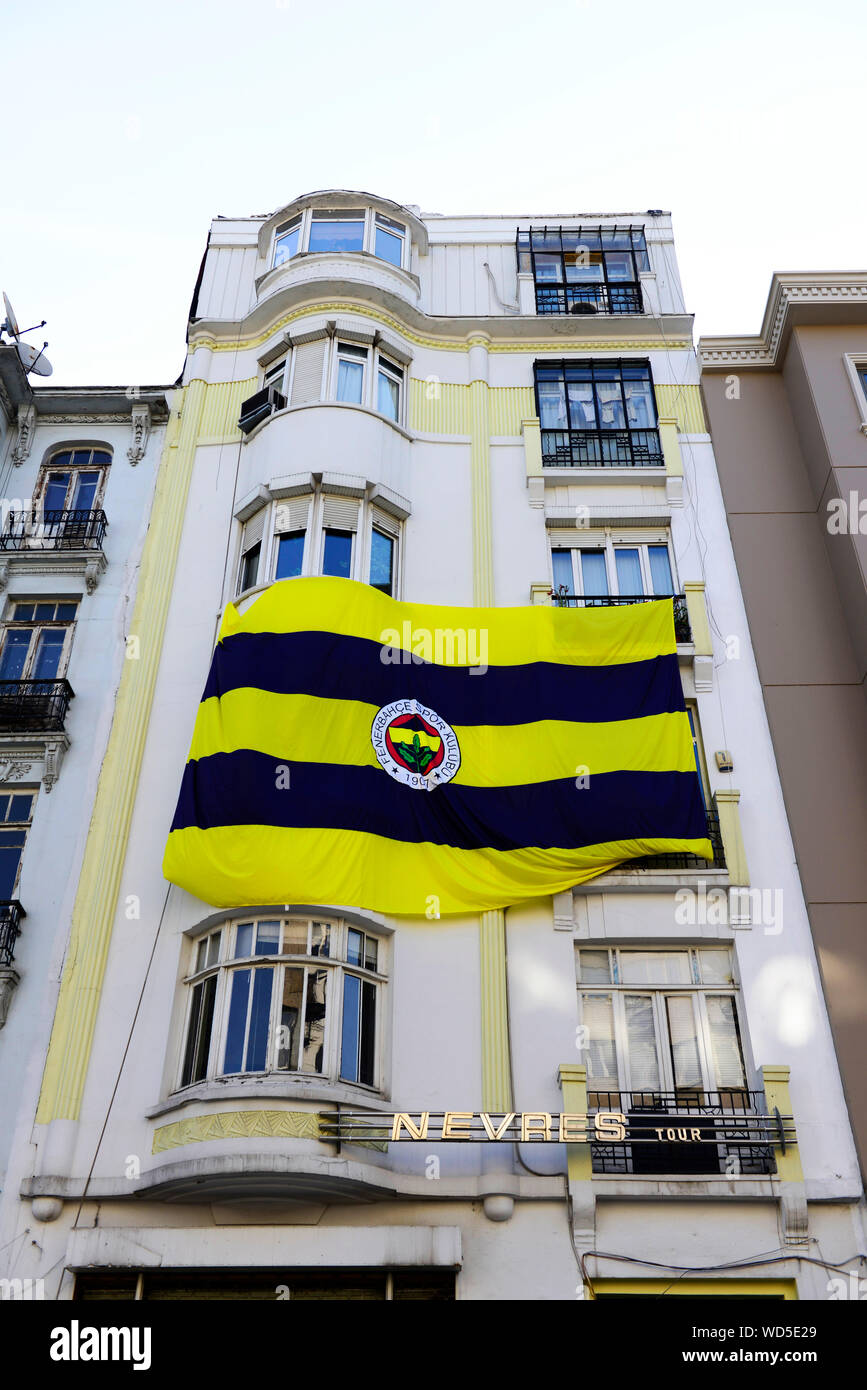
1,290,52,375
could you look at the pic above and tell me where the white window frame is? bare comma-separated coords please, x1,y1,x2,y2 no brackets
333,341,369,405
271,207,409,272
551,535,677,598
0,599,79,681
576,946,747,1097
0,785,37,901
843,353,867,436
235,495,403,598
178,916,387,1092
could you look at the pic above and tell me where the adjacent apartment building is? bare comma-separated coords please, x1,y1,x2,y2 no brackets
0,198,862,1301
699,273,867,1182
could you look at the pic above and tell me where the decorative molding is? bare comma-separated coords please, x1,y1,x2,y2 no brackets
0,759,33,781
0,966,20,1029
0,734,69,792
127,403,151,464
480,909,512,1113
11,403,35,466
699,273,867,370
153,1108,322,1153
0,551,106,592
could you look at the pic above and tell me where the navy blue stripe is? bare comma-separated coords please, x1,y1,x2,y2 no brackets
201,631,683,726
170,752,708,852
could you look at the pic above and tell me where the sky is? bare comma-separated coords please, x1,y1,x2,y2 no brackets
3,0,865,386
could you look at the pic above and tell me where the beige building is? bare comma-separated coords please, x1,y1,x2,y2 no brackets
699,273,867,1176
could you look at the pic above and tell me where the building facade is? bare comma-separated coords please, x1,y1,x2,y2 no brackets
699,274,867,1182
0,200,862,1301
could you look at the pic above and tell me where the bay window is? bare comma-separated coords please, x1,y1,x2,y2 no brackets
377,358,403,422
518,225,649,315
179,915,385,1091
535,359,663,467
271,207,410,271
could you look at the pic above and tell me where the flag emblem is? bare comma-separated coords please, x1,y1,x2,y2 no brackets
371,699,461,789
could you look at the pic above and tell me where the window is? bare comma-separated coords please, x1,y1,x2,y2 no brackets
0,789,35,900
518,225,649,315
377,358,402,422
75,1269,454,1301
335,342,367,404
179,916,385,1090
271,207,409,271
237,509,267,595
370,528,395,596
535,360,662,467
39,448,110,516
577,947,747,1100
552,540,675,602
0,601,78,681
262,357,288,397
322,528,353,578
308,209,366,255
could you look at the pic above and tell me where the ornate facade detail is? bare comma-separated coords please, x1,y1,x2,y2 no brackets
42,743,64,793
84,558,101,594
152,1108,322,1153
11,403,36,467
0,760,33,781
0,966,20,1029
127,403,151,465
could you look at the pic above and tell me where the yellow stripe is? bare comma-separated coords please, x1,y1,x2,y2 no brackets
164,824,714,917
225,576,676,666
188,690,696,787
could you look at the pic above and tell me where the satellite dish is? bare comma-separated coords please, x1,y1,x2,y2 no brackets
2,291,20,340
16,341,53,377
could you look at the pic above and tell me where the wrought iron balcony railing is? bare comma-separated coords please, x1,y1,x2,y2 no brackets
588,1089,781,1177
541,427,663,468
0,509,108,552
535,282,643,316
628,808,725,871
0,901,25,967
551,590,691,643
0,679,74,731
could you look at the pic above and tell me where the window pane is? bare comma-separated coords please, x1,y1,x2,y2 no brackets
624,375,655,428
551,549,573,594
274,223,300,265
624,995,661,1091
71,472,100,511
666,995,704,1091
56,603,78,622
245,969,273,1071
0,838,24,898
620,952,691,985
0,796,9,821
302,969,327,1072
581,993,618,1090
537,379,567,429
359,980,376,1085
340,973,361,1081
364,936,378,972
614,547,643,596
255,920,281,955
578,949,611,984
567,380,597,428
275,531,304,580
533,253,562,282
648,545,674,595
595,379,626,429
240,542,260,592
234,923,254,958
369,529,394,595
223,970,251,1073
377,370,399,421
278,967,304,1070
310,921,330,957
374,226,403,267
282,919,309,955
32,629,65,679
699,950,733,985
580,551,609,598
44,474,69,511
706,996,746,1088
34,604,56,622
0,631,31,680
604,250,634,281
337,359,364,404
12,604,33,621
308,216,364,254
182,975,216,1086
347,928,363,966
322,529,352,578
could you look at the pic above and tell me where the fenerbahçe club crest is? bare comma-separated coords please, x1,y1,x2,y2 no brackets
371,699,461,789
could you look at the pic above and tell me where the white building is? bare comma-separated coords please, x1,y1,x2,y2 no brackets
0,194,862,1301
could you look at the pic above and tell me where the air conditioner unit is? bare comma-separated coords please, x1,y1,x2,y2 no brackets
569,301,598,315
239,386,287,435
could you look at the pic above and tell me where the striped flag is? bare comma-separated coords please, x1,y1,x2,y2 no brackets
163,577,711,914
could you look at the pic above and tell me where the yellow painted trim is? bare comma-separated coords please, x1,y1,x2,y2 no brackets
655,384,708,434
558,1063,593,1182
36,381,208,1124
469,379,494,606
593,1278,798,1299
658,417,684,479
522,417,543,477
714,789,750,887
762,1065,804,1183
480,910,512,1112
197,377,256,443
153,1109,322,1152
188,300,689,358
683,581,712,656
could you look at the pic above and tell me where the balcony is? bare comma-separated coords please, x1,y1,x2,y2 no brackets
0,679,74,732
0,900,25,967
551,589,692,644
535,283,643,316
541,427,663,468
0,508,108,553
588,1090,781,1177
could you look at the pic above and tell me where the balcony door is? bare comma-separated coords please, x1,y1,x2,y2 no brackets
0,602,78,684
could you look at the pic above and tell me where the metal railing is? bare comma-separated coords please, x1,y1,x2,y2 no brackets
535,282,643,316
551,590,691,643
588,1089,781,1176
628,808,725,871
0,901,25,967
0,509,108,552
0,679,75,731
541,427,663,468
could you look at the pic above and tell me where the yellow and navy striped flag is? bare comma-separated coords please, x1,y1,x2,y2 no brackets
163,577,712,914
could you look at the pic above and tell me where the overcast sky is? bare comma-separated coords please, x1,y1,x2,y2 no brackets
3,0,865,386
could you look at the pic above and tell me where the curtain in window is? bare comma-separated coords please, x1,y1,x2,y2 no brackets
337,360,364,404
581,993,618,1089
624,994,660,1091
706,996,746,1089
665,995,703,1091
648,545,674,595
377,371,399,421
551,550,574,594
580,550,608,598
614,548,643,596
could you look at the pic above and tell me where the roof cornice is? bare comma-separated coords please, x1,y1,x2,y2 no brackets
699,272,867,369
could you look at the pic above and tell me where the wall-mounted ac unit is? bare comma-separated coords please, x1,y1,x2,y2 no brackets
239,386,287,435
